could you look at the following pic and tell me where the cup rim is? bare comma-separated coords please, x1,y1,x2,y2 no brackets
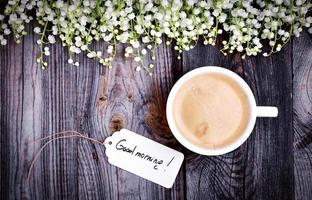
166,66,257,155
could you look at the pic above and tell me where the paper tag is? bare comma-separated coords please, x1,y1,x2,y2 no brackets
104,129,184,188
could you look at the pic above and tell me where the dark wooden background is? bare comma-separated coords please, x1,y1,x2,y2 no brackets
0,22,312,200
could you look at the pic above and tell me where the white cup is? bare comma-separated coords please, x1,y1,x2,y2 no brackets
166,66,278,156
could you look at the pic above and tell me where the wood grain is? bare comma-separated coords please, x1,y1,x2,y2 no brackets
182,38,294,200
0,23,185,199
242,42,293,200
293,31,312,200
0,23,311,200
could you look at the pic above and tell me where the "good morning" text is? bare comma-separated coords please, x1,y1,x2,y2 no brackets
115,139,163,170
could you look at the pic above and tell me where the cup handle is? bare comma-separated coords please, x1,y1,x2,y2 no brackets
256,106,278,117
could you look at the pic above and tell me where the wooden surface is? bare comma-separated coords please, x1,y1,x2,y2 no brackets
0,23,311,200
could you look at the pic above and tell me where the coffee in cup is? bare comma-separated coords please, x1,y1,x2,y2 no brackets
173,72,250,149
166,66,278,155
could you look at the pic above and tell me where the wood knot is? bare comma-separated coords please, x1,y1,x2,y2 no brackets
110,114,125,132
98,95,108,102
96,95,108,110
92,152,99,161
233,65,244,77
127,94,133,102
145,103,171,139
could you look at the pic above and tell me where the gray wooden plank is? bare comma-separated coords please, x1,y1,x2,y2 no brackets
37,34,81,200
0,37,24,200
0,28,44,199
182,39,293,199
20,24,44,200
293,31,312,200
80,38,186,200
242,41,293,200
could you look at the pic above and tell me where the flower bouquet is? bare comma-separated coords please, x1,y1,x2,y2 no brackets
0,0,311,74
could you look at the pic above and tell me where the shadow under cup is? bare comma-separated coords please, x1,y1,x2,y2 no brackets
166,67,258,156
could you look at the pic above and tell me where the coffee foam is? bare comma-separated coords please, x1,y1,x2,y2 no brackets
173,73,250,149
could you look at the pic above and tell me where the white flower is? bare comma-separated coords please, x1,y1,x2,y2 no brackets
278,29,285,35
142,36,150,43
237,45,243,52
52,26,58,35
34,27,41,34
44,50,50,56
141,49,147,55
103,34,113,42
219,14,227,23
81,45,87,51
0,39,7,45
69,46,76,53
125,7,133,13
3,29,11,35
156,38,162,44
97,51,102,57
128,13,135,20
1,0,310,73
132,41,140,48
134,57,141,62
74,48,81,54
155,32,162,38
125,47,133,54
55,0,64,8
87,52,96,58
276,45,282,52
75,40,82,47
68,58,73,64
118,32,130,43
75,36,81,42
154,12,163,20
107,48,113,54
48,35,56,44
80,16,88,26
134,25,143,34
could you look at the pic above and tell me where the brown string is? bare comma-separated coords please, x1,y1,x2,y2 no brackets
29,130,84,144
27,131,105,182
